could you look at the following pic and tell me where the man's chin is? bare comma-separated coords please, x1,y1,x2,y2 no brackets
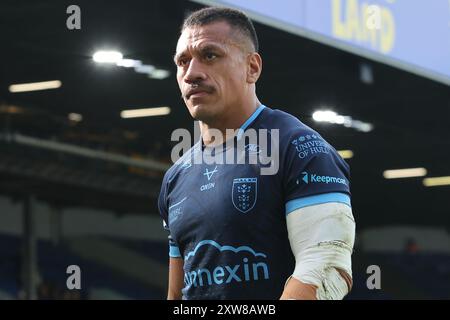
188,103,215,121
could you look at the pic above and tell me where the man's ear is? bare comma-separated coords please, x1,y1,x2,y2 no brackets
247,52,262,84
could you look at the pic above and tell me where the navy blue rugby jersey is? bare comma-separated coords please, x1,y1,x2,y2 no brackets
158,104,351,300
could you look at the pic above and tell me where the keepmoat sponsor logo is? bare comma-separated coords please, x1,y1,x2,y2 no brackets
299,171,348,186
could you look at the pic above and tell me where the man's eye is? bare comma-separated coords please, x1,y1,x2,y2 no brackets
205,53,217,61
178,58,189,67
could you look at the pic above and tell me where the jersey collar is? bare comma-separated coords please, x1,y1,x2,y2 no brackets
236,104,266,140
199,104,266,150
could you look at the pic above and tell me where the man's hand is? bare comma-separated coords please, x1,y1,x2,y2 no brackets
280,268,352,300
280,276,318,300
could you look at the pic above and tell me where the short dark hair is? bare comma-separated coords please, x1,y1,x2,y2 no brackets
181,7,259,52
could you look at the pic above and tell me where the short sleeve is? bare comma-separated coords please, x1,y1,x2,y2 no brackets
283,129,351,215
158,177,182,258
163,220,182,258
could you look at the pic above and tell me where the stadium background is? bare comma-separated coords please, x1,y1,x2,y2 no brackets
0,0,449,299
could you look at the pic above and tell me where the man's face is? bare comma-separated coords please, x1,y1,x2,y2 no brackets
174,21,250,123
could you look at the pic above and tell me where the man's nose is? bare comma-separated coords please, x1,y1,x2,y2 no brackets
184,58,206,84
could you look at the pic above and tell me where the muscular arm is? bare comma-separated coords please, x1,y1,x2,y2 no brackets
280,202,355,300
167,257,184,300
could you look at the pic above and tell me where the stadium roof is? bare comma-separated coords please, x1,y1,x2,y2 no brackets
1,0,449,229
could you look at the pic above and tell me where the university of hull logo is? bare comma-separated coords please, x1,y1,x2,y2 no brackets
232,178,257,213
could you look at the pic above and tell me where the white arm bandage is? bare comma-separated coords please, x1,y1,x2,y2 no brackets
286,202,355,300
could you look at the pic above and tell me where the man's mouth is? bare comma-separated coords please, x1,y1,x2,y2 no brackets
189,91,208,99
186,87,213,100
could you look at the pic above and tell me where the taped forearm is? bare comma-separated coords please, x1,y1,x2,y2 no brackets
286,201,355,300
